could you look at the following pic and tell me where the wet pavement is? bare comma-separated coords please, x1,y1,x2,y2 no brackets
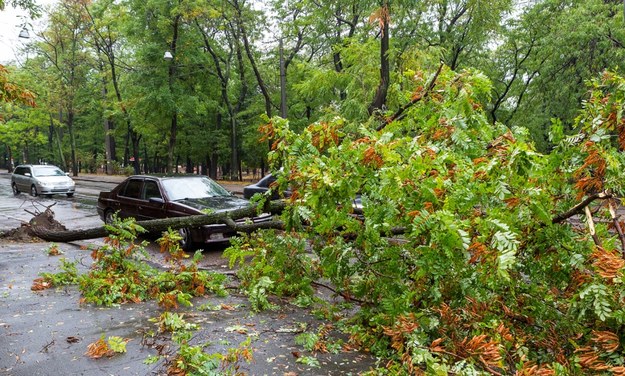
0,173,377,375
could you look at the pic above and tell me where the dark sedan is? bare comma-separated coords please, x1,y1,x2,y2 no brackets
243,173,291,199
97,175,269,250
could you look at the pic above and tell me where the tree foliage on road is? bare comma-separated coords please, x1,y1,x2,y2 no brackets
224,67,625,374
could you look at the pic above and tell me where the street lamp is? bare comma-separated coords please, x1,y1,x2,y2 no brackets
18,26,29,39
163,51,173,60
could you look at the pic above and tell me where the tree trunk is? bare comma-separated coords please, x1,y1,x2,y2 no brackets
68,110,78,176
99,61,117,175
131,130,141,174
368,1,390,116
51,114,67,171
166,14,181,174
31,201,286,242
234,0,272,118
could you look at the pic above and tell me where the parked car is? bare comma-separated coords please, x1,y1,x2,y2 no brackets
243,173,291,199
244,174,362,214
97,175,270,250
11,164,75,197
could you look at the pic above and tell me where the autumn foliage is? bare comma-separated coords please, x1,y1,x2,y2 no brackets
0,64,36,118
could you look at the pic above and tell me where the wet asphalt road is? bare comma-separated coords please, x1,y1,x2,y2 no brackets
0,173,376,375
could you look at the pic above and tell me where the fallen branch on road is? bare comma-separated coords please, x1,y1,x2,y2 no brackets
28,200,287,243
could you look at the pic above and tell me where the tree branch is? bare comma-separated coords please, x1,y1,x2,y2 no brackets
311,281,370,305
551,191,612,224
377,62,444,131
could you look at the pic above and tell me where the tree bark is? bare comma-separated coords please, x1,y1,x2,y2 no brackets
368,1,390,116
31,201,286,243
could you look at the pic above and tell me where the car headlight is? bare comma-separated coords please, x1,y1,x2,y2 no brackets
37,181,53,187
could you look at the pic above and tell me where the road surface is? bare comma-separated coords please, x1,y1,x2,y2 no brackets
0,172,376,376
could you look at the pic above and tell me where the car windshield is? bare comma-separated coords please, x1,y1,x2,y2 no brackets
161,177,231,201
33,166,66,177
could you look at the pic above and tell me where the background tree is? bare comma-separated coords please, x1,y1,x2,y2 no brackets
36,0,92,175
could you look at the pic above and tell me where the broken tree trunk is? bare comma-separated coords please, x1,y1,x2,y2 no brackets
31,200,287,243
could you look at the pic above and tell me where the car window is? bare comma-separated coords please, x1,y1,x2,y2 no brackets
121,179,142,199
161,177,230,201
143,181,162,200
16,167,29,175
258,174,276,188
33,166,65,177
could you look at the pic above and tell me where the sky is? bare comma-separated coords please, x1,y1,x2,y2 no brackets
0,6,30,64
0,1,53,65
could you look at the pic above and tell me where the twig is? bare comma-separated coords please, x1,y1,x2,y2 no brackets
376,62,444,132
311,281,370,305
24,201,57,217
40,339,55,353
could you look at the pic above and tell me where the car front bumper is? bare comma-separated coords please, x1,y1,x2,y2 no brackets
37,185,75,195
195,213,274,244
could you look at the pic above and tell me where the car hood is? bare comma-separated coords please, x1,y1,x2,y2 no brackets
175,196,250,213
36,176,74,184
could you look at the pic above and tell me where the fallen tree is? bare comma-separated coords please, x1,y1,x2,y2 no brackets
225,68,625,374
21,200,287,243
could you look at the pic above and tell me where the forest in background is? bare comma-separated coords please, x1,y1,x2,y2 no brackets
1,0,624,179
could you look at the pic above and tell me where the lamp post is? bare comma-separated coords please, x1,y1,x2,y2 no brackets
164,47,177,173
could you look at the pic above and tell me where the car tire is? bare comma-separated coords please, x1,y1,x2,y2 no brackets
30,185,38,197
104,210,115,225
66,193,74,198
11,183,19,195
178,228,194,251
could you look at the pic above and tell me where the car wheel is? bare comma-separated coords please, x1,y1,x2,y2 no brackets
30,185,38,197
66,193,74,198
178,228,194,251
11,183,19,195
104,210,115,225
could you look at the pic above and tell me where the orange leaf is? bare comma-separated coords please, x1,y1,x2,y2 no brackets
85,338,113,359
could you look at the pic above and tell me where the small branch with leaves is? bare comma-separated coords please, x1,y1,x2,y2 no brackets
376,62,444,131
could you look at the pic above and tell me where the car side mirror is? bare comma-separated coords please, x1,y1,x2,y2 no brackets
149,197,164,204
66,172,70,176
24,172,31,177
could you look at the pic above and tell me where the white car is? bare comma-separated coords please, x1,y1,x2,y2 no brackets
11,164,75,197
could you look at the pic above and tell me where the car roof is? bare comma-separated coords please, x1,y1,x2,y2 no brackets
15,164,62,168
126,174,211,180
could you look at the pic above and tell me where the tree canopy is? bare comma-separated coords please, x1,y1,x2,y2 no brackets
3,0,624,174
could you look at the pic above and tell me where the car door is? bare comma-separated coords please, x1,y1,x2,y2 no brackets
137,179,166,220
116,178,144,220
15,166,31,192
11,167,23,191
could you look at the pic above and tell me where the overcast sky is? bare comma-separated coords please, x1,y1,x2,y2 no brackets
0,1,53,65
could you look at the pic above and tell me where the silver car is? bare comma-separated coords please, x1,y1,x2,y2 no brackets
11,164,75,197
